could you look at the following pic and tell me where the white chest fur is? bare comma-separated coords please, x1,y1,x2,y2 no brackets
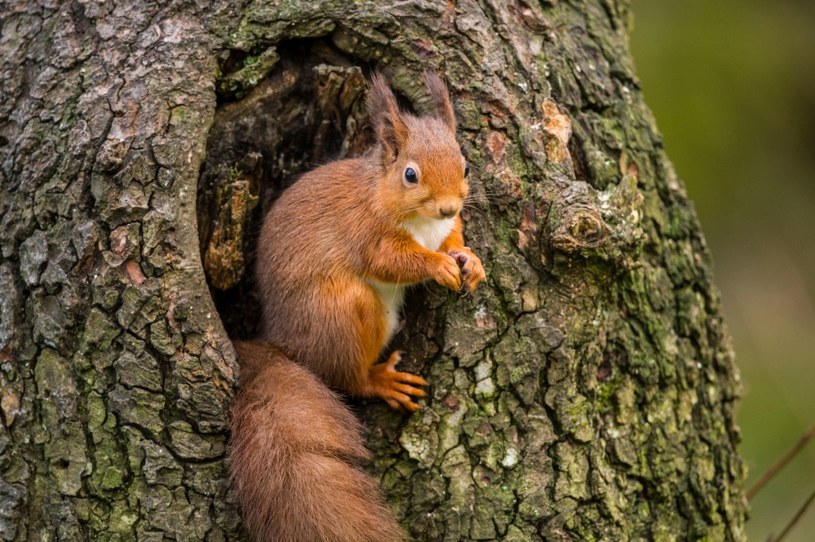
368,280,406,344
403,216,456,251
369,216,456,343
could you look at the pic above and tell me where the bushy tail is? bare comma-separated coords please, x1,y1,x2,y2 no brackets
229,341,405,542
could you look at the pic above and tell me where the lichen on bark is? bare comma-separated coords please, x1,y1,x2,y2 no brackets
1,0,745,540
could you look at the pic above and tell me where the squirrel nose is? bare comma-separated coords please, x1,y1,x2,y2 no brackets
438,205,459,218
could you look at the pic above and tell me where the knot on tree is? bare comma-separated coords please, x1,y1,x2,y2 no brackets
546,176,643,268
551,203,609,252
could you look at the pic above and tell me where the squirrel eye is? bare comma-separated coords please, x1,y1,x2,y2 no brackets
464,163,470,178
404,167,418,184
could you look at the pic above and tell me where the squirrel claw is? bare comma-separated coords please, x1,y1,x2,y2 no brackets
448,248,485,293
365,351,428,412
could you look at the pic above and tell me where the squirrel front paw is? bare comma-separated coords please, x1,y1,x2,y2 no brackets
432,253,462,291
448,248,486,293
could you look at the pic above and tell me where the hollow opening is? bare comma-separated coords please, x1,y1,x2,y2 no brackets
198,38,380,339
205,37,470,350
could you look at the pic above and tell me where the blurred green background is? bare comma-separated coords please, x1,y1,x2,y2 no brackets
630,0,815,539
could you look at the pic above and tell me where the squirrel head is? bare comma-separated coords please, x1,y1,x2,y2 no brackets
367,72,469,221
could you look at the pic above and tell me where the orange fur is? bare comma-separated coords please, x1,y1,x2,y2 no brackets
230,342,404,542
230,73,486,541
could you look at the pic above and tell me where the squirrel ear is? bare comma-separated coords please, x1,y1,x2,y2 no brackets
367,73,409,162
424,71,456,133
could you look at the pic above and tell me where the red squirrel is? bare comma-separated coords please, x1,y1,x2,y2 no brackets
229,72,486,542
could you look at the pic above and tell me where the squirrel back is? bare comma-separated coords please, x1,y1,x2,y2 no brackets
230,341,404,542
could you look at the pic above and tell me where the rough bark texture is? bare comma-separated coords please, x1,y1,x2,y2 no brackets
0,1,746,541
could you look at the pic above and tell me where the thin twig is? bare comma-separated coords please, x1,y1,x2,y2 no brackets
748,424,815,500
768,488,815,542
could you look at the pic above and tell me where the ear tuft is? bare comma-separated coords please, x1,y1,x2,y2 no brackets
367,73,409,162
424,71,456,133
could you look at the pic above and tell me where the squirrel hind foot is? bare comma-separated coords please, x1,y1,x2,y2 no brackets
363,351,429,412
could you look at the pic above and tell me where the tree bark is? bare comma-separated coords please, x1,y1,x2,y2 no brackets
0,1,747,541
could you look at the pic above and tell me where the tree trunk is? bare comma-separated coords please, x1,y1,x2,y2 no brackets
0,1,746,540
